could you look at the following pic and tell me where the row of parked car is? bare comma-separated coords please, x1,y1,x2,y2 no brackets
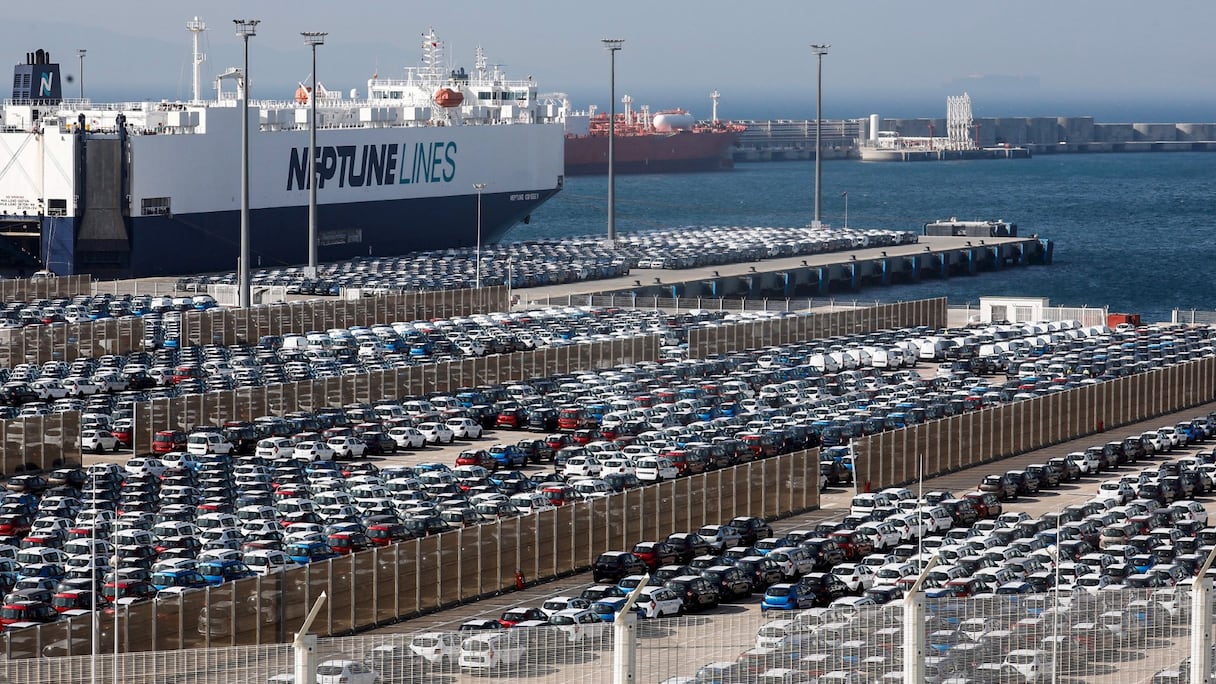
645,419,1216,683
174,225,918,296
0,293,218,329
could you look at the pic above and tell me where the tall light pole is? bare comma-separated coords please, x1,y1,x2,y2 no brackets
811,44,830,228
602,39,624,246
234,19,260,309
77,49,86,99
473,183,486,289
89,470,97,684
842,191,848,229
302,31,327,279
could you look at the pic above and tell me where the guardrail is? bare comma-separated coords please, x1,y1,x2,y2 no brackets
853,355,1216,491
0,447,822,658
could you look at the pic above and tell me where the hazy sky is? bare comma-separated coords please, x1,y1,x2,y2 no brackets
5,0,1214,121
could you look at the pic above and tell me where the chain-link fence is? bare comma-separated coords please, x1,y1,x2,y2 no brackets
2,587,1198,683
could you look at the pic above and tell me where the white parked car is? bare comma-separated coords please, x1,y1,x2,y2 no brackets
563,456,603,478
315,659,378,684
1066,451,1099,475
635,456,679,482
830,563,876,593
458,632,527,671
409,632,461,668
417,422,455,445
29,378,69,400
242,549,298,576
548,608,609,643
1095,480,1135,505
293,441,336,463
62,377,101,397
124,457,167,478
445,417,483,439
80,429,119,453
388,427,426,449
326,436,366,460
636,586,685,618
255,438,295,460
186,432,233,456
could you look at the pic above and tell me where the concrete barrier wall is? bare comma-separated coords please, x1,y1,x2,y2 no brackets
0,286,510,367
853,356,1216,491
6,447,822,657
686,297,947,358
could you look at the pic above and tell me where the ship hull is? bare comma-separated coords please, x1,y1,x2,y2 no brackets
564,130,738,176
0,110,565,278
38,188,558,277
858,146,1031,162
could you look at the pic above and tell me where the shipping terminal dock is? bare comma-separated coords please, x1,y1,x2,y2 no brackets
522,229,1052,305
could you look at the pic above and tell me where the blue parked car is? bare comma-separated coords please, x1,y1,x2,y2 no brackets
198,559,258,586
285,540,340,565
488,444,527,469
150,569,209,591
760,582,816,613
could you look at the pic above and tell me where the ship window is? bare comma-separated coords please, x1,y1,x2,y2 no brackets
141,197,171,217
46,199,67,217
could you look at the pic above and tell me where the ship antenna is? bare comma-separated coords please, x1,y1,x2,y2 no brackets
187,16,208,103
474,46,487,80
710,90,720,123
420,27,443,85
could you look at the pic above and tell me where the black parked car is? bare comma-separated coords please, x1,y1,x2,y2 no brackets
360,431,397,455
699,565,753,601
592,551,649,583
664,575,720,612
1024,463,1060,489
728,516,773,547
799,572,849,606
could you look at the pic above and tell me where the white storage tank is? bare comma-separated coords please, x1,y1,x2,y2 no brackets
653,111,694,132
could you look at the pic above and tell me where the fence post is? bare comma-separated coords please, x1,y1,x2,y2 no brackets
903,556,938,684
1190,549,1216,684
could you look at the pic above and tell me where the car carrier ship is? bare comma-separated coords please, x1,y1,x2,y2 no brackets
0,22,565,278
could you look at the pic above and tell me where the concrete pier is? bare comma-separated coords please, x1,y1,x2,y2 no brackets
521,235,1051,304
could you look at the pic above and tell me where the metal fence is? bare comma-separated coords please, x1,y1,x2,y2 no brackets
854,355,1216,491
1174,309,1216,325
685,297,947,359
0,274,91,302
0,447,822,659
0,286,510,368
2,587,1195,683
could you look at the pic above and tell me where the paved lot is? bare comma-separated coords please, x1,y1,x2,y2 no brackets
282,400,1214,684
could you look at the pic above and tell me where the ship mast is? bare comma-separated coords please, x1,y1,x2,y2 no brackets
710,90,720,123
187,17,207,103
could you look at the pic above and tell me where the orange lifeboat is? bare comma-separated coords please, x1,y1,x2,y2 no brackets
295,86,310,104
434,87,464,108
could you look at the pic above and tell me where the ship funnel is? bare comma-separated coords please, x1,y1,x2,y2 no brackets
869,114,880,142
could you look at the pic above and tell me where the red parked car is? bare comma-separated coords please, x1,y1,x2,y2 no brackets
152,430,187,455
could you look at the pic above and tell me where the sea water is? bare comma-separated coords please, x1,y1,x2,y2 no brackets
512,152,1216,322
